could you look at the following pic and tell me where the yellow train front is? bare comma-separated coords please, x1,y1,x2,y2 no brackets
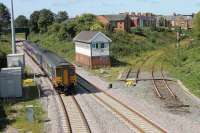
52,64,77,94
42,50,76,94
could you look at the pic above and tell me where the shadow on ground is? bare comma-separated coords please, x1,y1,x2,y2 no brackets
0,104,16,131
110,56,130,67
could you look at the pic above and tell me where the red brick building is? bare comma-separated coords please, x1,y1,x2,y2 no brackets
97,14,131,32
129,12,157,28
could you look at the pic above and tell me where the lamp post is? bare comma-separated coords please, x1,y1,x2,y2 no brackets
10,0,16,54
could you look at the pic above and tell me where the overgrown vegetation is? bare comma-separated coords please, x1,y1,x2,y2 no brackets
162,33,200,97
108,30,176,59
0,3,10,31
0,34,11,68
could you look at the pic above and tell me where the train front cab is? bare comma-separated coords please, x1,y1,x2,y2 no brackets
54,66,76,95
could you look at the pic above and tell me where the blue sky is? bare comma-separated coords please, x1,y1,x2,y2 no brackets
1,0,200,18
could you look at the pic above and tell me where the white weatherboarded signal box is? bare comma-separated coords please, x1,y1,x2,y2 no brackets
73,31,112,68
0,67,22,98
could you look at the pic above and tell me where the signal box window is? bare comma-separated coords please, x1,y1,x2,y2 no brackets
101,43,105,48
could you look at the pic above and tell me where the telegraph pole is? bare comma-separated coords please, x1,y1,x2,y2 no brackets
176,27,181,66
10,0,16,54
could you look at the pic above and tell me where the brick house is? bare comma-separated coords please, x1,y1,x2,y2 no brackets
73,31,112,69
129,12,156,28
129,13,140,27
175,15,193,29
97,14,131,32
166,14,193,30
156,16,171,28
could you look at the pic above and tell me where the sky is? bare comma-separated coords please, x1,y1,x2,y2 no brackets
0,0,200,18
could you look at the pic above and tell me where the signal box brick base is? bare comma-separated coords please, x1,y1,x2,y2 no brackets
76,53,110,69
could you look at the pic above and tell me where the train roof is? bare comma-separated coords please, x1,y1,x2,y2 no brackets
23,40,44,54
42,50,71,67
23,41,72,67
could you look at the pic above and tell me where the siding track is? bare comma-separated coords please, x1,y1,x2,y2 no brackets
151,62,177,99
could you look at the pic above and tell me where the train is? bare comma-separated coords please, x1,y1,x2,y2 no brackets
23,40,76,94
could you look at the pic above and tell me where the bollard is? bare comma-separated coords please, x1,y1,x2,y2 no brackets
26,105,34,122
108,83,112,89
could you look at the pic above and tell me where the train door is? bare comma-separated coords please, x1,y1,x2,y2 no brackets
63,69,69,86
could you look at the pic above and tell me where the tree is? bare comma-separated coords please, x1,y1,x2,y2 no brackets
29,11,40,33
193,12,200,39
55,11,68,23
38,9,54,33
75,13,97,32
0,3,10,31
15,15,28,27
48,23,61,33
90,22,104,31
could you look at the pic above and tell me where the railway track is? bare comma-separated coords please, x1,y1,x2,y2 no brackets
52,88,72,133
152,63,163,98
61,94,91,133
38,65,91,133
160,64,177,99
151,62,190,113
77,75,167,133
151,62,176,99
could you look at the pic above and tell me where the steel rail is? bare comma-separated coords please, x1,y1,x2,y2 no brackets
58,94,73,133
160,64,177,99
152,63,163,98
71,95,91,133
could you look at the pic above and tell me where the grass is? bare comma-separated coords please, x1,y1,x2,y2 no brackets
162,38,200,97
16,33,26,40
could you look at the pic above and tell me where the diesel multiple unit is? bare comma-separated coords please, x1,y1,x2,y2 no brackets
23,41,76,94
